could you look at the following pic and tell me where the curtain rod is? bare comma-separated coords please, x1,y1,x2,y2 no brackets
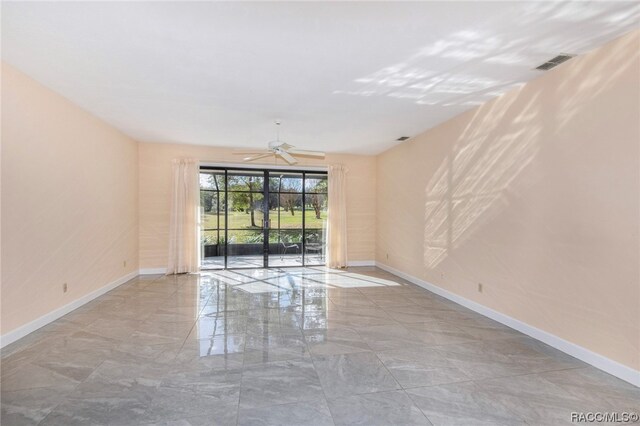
199,160,328,172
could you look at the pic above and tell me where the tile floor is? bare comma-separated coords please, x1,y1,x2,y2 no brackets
1,267,638,425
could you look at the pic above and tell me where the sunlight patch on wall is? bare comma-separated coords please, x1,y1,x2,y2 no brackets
423,90,542,269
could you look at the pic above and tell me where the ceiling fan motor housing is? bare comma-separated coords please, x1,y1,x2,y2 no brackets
268,140,291,150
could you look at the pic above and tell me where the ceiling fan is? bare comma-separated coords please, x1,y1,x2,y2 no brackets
233,121,325,165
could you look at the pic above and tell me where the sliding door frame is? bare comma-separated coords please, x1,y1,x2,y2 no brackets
200,165,328,270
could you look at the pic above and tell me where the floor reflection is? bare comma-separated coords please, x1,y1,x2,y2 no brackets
192,267,403,355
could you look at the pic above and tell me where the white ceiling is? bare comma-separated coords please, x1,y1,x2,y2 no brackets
3,2,639,154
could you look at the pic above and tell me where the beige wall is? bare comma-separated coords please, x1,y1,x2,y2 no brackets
139,143,376,270
1,63,139,335
376,31,640,370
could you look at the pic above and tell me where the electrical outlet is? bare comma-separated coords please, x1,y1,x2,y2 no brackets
63,283,68,293
478,283,483,293
386,253,389,260
123,260,127,268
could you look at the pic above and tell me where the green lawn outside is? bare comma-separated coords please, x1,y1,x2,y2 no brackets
202,208,327,244
203,208,326,230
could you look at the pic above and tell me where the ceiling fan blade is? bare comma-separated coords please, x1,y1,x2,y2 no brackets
243,153,273,162
234,150,272,155
287,149,325,158
278,150,298,165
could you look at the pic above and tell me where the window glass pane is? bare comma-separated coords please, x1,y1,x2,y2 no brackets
304,227,325,266
268,173,303,192
200,172,217,190
269,176,280,192
227,171,264,192
272,193,302,229
201,230,224,269
305,174,327,193
280,173,303,192
227,192,264,229
227,230,264,269
201,230,221,246
227,229,264,244
268,230,303,267
215,174,226,189
304,193,327,229
201,192,226,229
304,190,327,266
268,193,279,213
270,229,303,244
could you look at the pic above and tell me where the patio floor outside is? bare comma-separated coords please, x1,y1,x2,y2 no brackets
202,253,325,269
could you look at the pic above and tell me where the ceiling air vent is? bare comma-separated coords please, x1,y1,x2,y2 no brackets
396,136,410,141
535,54,575,71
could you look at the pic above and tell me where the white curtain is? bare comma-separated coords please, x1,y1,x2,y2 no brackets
167,158,200,274
327,164,348,268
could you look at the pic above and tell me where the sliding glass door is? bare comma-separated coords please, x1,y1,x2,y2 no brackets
226,170,266,268
200,170,226,269
303,173,328,265
200,167,327,269
267,172,303,267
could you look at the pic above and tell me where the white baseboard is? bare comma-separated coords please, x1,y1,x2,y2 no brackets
375,262,640,388
0,270,139,349
139,268,167,275
347,260,376,267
